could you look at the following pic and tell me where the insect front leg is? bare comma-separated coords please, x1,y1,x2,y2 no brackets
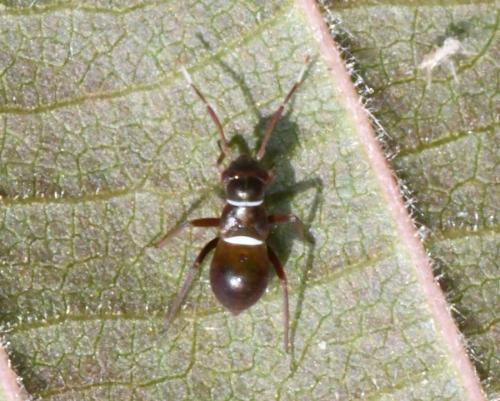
267,245,289,352
154,217,220,248
164,237,219,332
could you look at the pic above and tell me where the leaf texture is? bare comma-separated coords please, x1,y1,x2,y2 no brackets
0,0,493,400
330,2,498,399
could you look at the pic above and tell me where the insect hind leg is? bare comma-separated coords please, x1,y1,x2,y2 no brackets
267,245,289,352
163,237,219,333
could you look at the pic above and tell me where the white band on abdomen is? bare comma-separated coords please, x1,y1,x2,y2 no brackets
223,236,264,246
227,199,263,207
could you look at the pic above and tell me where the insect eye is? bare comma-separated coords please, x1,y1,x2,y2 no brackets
221,171,234,183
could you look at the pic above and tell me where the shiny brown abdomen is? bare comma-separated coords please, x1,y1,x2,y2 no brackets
210,240,269,315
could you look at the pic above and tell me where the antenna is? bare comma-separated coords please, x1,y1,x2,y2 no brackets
256,56,311,161
178,60,231,157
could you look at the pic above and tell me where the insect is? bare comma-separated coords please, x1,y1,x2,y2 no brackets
155,57,311,351
418,37,472,87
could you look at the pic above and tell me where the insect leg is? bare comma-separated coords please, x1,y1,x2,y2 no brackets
164,237,219,332
446,59,459,83
256,56,311,160
154,218,220,248
177,60,231,157
268,213,307,242
267,245,289,352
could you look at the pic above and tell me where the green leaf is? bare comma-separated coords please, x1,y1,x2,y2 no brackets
0,1,492,400
331,1,499,399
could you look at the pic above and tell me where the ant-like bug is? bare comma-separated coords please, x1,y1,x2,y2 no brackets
154,57,311,351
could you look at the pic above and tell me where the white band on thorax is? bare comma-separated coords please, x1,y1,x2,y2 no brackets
227,199,263,207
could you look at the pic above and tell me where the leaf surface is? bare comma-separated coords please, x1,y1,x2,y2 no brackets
0,0,493,400
330,2,498,398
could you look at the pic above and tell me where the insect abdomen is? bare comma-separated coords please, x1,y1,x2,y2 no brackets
210,241,269,315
